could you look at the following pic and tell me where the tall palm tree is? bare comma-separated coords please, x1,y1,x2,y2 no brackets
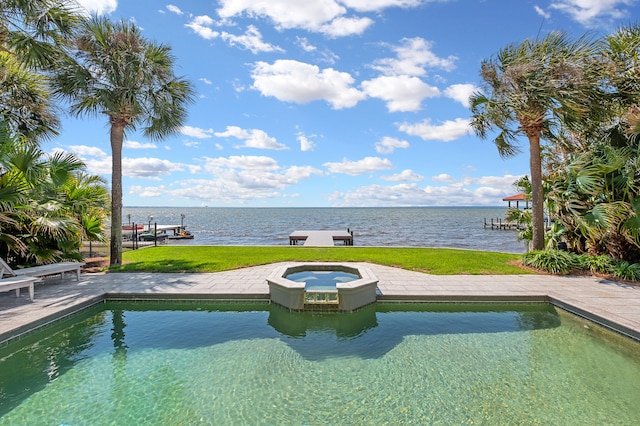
52,17,195,266
469,32,601,250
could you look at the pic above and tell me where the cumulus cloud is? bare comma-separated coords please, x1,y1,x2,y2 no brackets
77,0,117,15
251,60,365,109
342,0,424,12
328,173,526,207
220,25,284,53
124,140,157,149
214,126,288,150
371,37,457,76
298,134,316,151
145,155,323,203
375,136,409,154
549,0,632,28
180,126,214,139
216,0,373,37
68,145,108,158
324,156,393,175
129,185,166,198
186,17,283,53
200,78,213,85
444,83,479,107
432,173,456,183
398,118,470,142
185,15,220,40
82,155,184,179
123,157,184,178
317,16,373,37
381,169,424,182
362,75,440,112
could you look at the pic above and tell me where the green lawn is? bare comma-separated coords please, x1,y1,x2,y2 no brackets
116,246,532,275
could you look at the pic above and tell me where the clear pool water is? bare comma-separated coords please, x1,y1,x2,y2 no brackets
285,270,359,291
1,302,640,425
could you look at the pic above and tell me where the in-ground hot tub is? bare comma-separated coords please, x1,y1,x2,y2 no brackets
267,263,378,312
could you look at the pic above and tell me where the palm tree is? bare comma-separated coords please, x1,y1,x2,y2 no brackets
0,0,82,68
52,17,195,266
0,129,109,264
470,31,601,250
0,0,83,142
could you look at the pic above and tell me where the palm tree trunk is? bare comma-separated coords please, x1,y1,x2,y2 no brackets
529,133,545,251
109,121,125,266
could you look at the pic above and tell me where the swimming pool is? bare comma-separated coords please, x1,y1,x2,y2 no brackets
1,302,639,424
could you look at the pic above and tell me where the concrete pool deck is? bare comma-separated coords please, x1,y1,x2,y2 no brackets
2,262,640,344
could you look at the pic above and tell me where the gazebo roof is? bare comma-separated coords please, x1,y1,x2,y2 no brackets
502,193,528,202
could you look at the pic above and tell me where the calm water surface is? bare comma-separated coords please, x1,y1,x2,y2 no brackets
1,302,639,425
123,207,525,253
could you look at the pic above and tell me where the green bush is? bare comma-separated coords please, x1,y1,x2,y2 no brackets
522,250,581,275
611,261,640,281
577,254,616,274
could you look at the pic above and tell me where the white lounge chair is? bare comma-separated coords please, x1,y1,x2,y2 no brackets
0,258,85,282
0,276,38,300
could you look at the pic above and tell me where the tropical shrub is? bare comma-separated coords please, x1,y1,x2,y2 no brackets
611,261,640,282
522,250,581,275
577,254,616,274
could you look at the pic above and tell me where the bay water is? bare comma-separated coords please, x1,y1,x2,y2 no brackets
123,206,525,253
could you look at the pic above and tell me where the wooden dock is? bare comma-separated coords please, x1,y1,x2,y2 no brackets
289,230,354,246
484,217,519,230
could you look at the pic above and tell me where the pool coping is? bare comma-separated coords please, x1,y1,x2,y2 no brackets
1,261,640,346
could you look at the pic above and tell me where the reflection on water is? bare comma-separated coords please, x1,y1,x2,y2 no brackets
3,302,640,425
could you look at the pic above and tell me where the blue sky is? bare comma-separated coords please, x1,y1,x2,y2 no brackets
55,0,639,207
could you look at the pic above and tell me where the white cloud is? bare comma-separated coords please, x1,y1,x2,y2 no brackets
251,60,365,109
124,140,157,149
444,83,479,107
432,173,455,183
180,126,214,139
534,5,552,19
68,145,107,158
185,15,219,40
123,157,183,178
381,169,424,182
371,37,457,76
298,134,316,151
150,155,323,203
324,156,393,175
186,17,283,53
398,118,470,142
216,0,372,36
362,75,440,112
317,16,373,37
341,0,423,12
166,4,183,15
77,0,117,15
199,78,212,85
214,126,288,150
205,155,279,171
220,25,284,53
296,36,317,52
328,173,526,207
549,0,632,28
375,136,409,154
129,185,166,198
83,156,184,179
